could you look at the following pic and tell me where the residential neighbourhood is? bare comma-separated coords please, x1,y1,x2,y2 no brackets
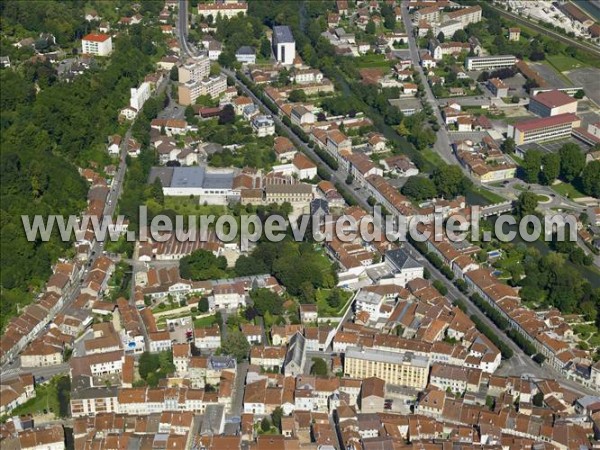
1,1,600,450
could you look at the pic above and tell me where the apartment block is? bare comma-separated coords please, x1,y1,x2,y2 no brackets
344,346,430,389
178,74,227,105
178,57,211,83
81,33,112,56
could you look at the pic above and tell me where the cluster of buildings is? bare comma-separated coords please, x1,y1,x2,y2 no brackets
414,4,483,38
177,56,227,106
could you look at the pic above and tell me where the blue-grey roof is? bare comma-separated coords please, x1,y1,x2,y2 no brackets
273,25,294,44
236,45,255,55
170,166,206,188
385,248,421,271
171,166,233,189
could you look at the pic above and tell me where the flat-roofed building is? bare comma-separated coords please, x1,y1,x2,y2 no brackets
508,113,581,145
465,55,516,71
149,166,237,204
344,346,430,389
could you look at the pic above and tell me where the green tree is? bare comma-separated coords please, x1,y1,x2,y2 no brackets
218,104,235,125
437,31,445,43
150,177,165,205
198,297,209,313
310,357,328,376
271,406,283,429
221,329,250,362
401,176,437,201
558,143,585,182
261,417,271,432
522,149,542,183
170,65,179,81
514,191,539,219
532,391,544,407
185,105,196,122
501,137,515,154
250,288,283,316
581,160,600,198
366,20,376,35
452,29,468,42
540,153,560,185
260,38,272,59
235,255,268,276
180,249,227,280
431,165,472,198
573,89,585,99
288,89,307,103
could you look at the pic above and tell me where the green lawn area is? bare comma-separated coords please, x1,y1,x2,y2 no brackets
8,376,69,419
469,186,506,204
194,314,217,328
354,54,393,69
163,197,228,216
551,182,585,199
315,288,352,317
546,54,587,72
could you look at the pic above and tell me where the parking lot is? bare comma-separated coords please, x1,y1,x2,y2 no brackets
166,316,194,344
568,67,600,106
529,62,571,89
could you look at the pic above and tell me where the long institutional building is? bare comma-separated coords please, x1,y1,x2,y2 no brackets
508,113,581,145
465,55,516,71
344,347,430,389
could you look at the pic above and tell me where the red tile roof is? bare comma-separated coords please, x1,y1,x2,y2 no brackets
514,113,579,132
83,33,111,42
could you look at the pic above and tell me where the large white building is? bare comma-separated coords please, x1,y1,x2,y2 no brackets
272,25,295,65
197,2,248,19
465,55,516,71
81,33,112,56
149,166,237,204
130,82,151,111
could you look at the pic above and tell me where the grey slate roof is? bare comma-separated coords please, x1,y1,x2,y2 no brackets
273,25,294,44
385,248,421,271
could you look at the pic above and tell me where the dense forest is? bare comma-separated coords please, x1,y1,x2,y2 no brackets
0,1,162,329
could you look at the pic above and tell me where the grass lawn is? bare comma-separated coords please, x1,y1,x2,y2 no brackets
470,186,506,204
10,379,61,418
315,289,352,317
355,54,393,69
546,54,587,72
194,314,217,328
551,182,585,199
163,197,228,216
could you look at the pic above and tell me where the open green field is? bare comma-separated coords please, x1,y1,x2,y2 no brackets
354,54,393,69
163,197,229,216
546,54,587,72
469,186,506,204
551,182,585,199
194,314,217,328
316,288,353,317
